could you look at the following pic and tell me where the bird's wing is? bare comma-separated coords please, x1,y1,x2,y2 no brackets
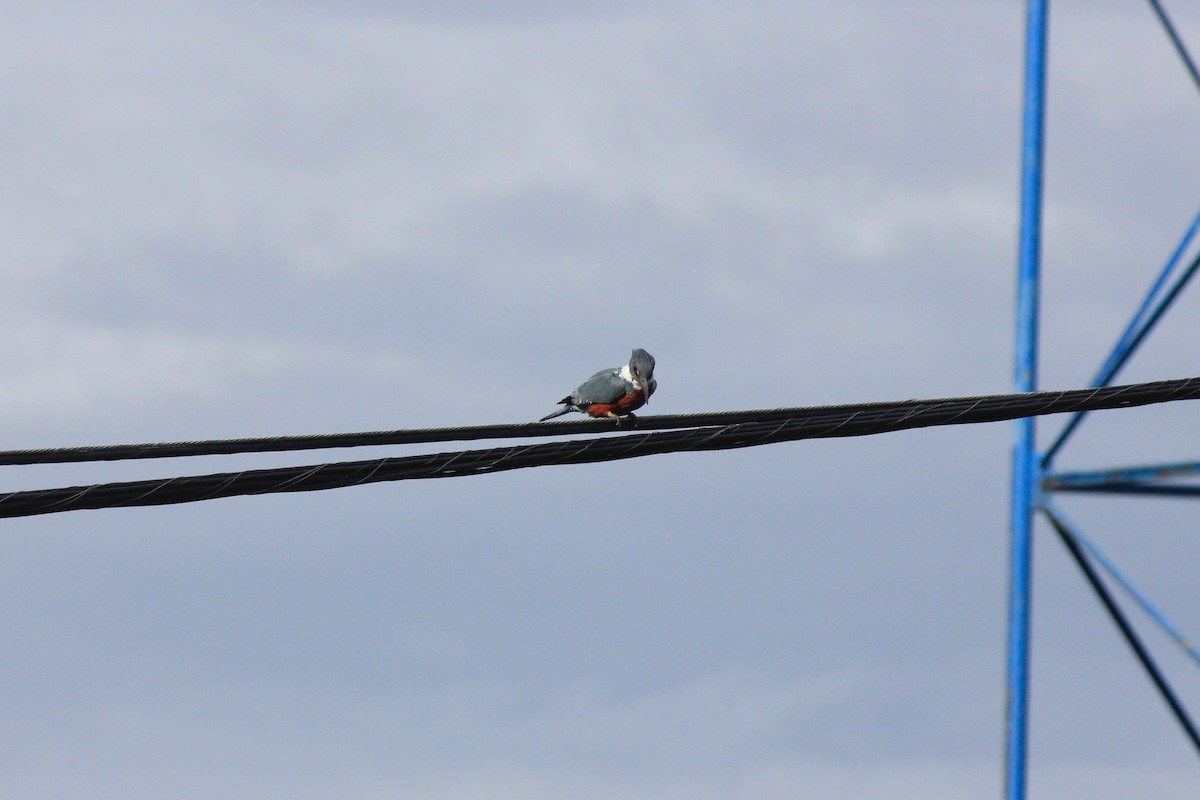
571,369,631,405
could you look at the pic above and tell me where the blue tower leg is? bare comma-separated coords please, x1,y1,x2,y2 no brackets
1007,1,1049,798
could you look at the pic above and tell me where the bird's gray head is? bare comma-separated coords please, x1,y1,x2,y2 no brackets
628,348,656,397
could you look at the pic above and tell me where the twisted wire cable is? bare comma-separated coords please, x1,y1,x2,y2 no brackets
0,376,1197,518
3,375,1199,466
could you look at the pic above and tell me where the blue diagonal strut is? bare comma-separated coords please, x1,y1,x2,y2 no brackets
1146,0,1200,94
1041,217,1200,467
1042,505,1200,754
1044,504,1200,670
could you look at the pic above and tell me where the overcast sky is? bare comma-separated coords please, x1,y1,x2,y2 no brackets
3,2,1200,798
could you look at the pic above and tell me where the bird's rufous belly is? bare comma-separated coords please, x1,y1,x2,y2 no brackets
585,389,647,418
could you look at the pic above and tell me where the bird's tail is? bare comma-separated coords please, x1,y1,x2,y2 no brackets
538,407,572,422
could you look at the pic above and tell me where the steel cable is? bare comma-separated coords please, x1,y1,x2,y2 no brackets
3,375,1200,467
1,376,1198,518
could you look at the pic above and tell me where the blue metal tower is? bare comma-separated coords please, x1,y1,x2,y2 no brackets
1007,1,1200,796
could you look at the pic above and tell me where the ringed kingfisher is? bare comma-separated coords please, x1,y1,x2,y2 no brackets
539,348,657,423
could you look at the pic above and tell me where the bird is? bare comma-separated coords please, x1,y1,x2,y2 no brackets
539,348,657,423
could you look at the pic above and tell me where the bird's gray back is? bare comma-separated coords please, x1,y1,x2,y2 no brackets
571,368,631,405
